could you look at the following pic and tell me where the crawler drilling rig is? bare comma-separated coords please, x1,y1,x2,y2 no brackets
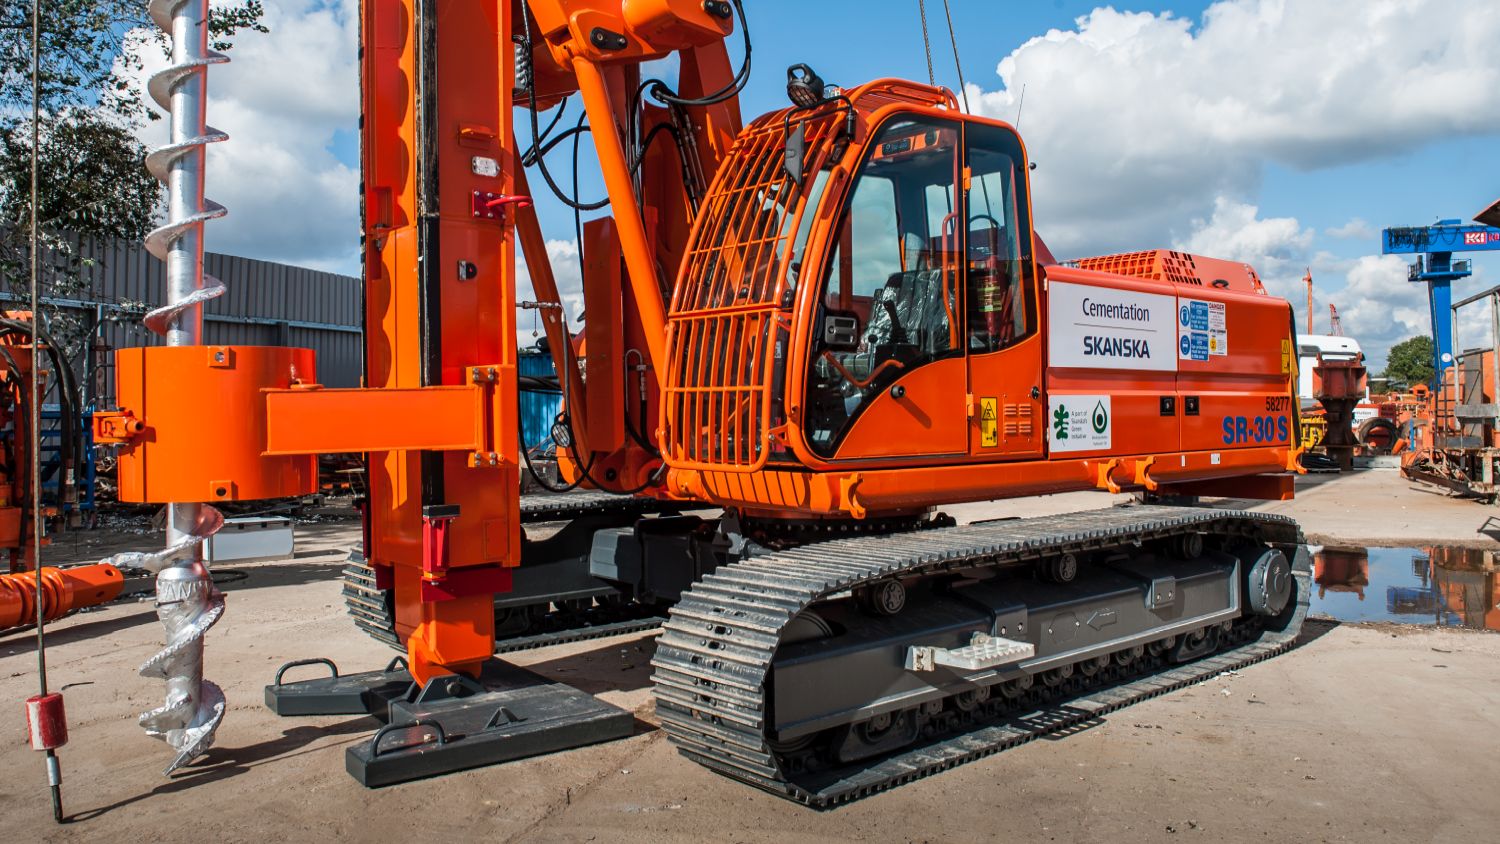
107,0,1309,803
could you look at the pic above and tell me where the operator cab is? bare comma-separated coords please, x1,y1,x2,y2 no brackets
663,79,1043,474
801,114,1037,458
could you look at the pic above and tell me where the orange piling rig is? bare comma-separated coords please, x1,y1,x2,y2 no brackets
106,0,1311,800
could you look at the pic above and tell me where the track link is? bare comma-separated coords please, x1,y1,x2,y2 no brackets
650,505,1308,807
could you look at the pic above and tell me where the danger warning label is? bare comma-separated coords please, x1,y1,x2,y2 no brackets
980,397,999,447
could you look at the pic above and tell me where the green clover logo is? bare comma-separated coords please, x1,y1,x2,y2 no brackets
1052,405,1070,440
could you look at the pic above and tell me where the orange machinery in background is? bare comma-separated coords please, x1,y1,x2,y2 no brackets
102,0,1311,801
1402,289,1500,499
0,325,35,570
0,314,123,633
1314,547,1370,601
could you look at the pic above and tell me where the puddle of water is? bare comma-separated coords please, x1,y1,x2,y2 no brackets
1312,546,1500,630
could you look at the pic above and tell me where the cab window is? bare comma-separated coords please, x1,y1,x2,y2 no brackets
964,122,1033,353
803,115,963,457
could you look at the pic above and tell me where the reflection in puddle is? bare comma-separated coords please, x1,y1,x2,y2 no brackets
1312,546,1500,630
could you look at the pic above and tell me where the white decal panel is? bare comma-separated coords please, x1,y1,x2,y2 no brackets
1049,394,1112,453
1177,298,1228,361
1047,282,1177,372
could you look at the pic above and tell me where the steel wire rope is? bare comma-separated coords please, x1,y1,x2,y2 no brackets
26,0,64,820
939,0,970,113
916,0,936,85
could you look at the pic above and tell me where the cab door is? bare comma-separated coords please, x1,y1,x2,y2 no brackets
803,114,970,462
962,121,1044,459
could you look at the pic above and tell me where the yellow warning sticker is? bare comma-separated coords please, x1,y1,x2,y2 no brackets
1280,338,1292,374
980,397,999,447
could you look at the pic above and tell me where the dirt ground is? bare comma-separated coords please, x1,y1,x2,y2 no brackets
4,469,1499,842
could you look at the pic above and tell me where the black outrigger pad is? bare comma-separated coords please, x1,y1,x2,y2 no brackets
352,660,631,787
264,657,412,717
265,656,634,787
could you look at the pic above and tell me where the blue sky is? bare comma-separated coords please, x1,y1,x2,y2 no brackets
128,0,1500,368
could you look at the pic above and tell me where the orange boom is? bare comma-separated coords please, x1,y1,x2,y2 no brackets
112,0,1309,802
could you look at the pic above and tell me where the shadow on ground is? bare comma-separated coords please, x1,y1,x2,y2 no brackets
68,716,378,823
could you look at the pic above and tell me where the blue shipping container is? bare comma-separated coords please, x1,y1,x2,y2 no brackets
518,352,564,452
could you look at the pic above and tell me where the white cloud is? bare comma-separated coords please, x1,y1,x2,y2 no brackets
516,238,584,337
121,0,360,272
1325,218,1376,241
971,0,1500,259
1174,197,1313,301
1337,255,1430,362
1331,256,1493,370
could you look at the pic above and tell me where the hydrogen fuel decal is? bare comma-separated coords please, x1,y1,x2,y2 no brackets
1049,394,1112,452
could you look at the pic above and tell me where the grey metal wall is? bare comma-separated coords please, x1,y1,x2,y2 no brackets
19,233,362,401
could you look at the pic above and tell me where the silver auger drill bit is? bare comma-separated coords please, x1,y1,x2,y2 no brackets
139,0,230,774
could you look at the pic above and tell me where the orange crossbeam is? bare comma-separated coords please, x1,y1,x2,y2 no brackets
263,385,487,456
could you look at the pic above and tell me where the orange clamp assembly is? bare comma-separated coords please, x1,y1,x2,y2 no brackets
112,345,318,503
1133,456,1159,492
92,410,145,444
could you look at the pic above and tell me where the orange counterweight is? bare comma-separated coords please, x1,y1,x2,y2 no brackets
0,563,125,631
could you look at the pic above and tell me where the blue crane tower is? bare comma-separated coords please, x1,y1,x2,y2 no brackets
1381,216,1500,382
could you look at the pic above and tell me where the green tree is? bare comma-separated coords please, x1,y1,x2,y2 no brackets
1384,335,1435,388
0,0,267,354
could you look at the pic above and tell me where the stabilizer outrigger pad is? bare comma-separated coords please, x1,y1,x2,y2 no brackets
265,656,633,787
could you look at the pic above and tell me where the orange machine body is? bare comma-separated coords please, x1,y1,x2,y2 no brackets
1427,545,1500,631
660,80,1300,517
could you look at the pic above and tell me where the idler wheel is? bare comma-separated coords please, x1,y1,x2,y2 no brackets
1243,548,1293,616
1000,675,1034,699
1078,655,1111,677
1170,532,1205,560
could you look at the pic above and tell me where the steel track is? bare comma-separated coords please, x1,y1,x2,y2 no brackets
650,505,1308,807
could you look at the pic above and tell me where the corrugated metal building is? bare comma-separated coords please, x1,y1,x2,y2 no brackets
17,233,362,402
